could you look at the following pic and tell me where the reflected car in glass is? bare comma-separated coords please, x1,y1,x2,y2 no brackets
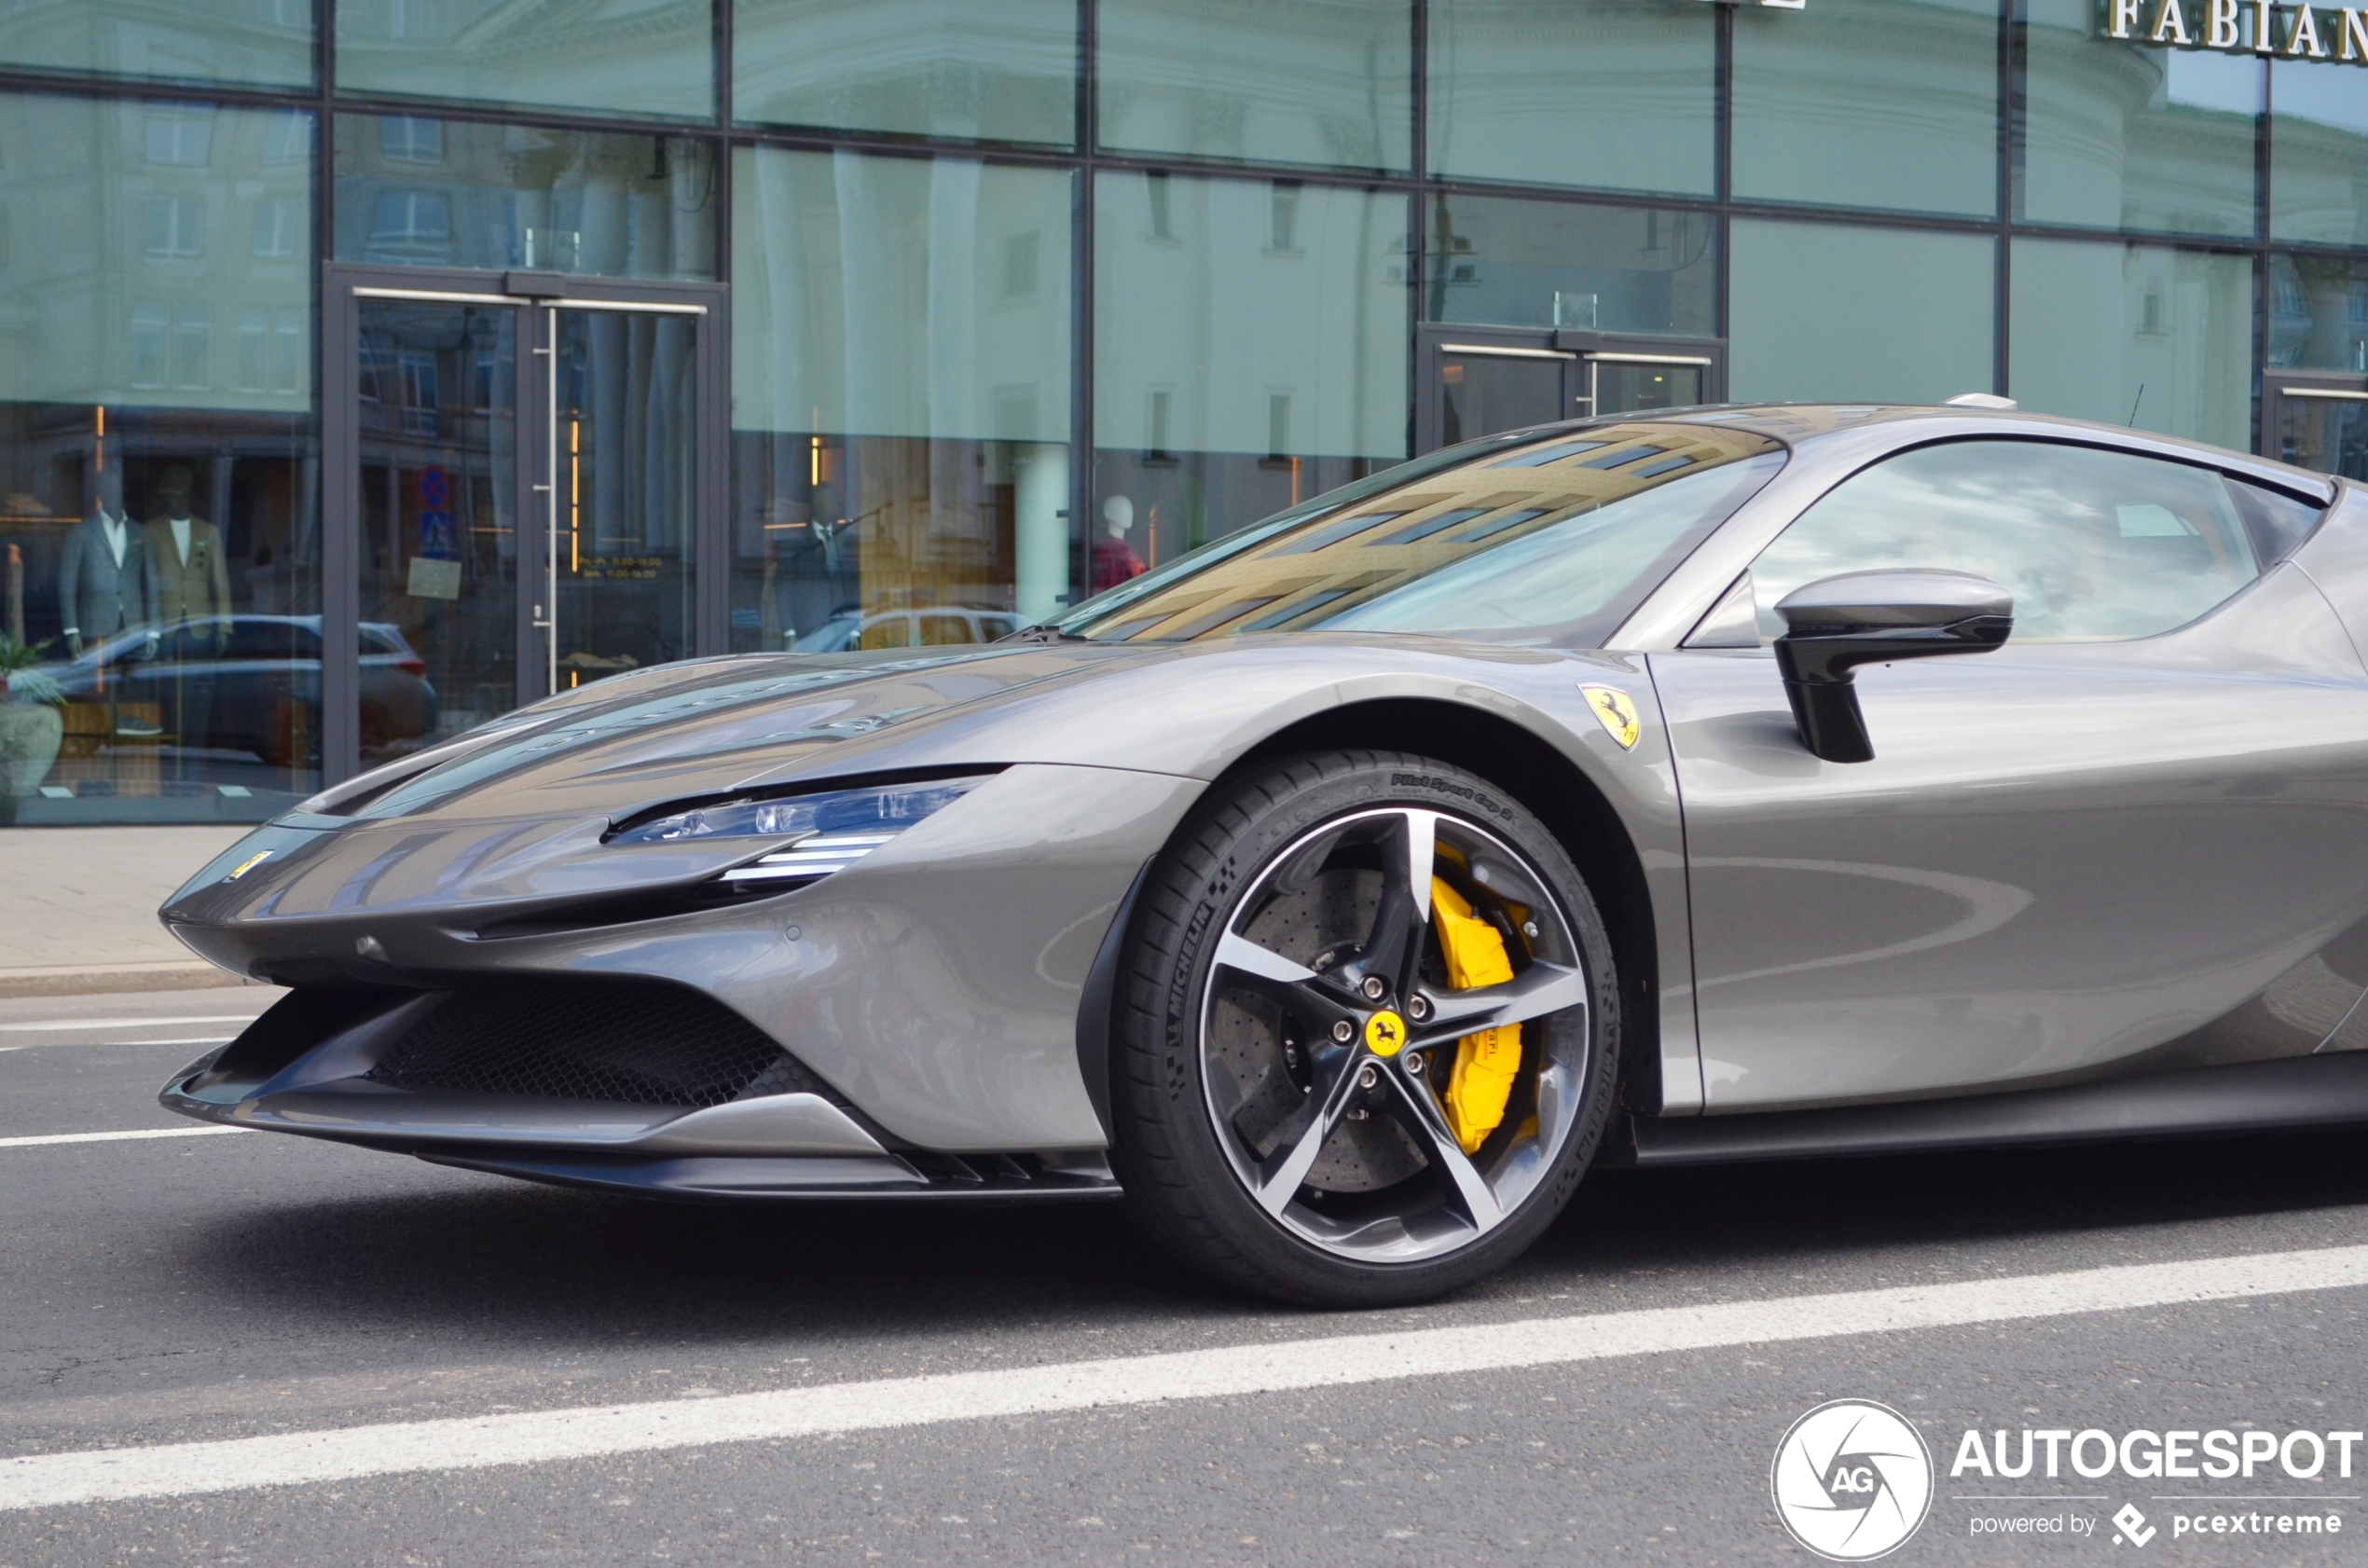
789,607,1026,654
45,615,438,768
155,406,2368,1306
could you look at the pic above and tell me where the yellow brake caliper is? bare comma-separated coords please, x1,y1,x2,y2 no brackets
1431,876,1521,1154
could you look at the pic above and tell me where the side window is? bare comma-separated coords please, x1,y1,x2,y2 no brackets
1745,441,2319,643
152,624,210,661
919,613,975,646
226,620,308,660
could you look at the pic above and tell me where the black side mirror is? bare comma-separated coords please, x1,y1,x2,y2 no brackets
1772,570,2012,763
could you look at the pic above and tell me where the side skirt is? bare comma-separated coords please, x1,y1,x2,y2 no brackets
1620,1053,2368,1167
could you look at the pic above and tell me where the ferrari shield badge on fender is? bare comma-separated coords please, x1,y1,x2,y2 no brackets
1579,685,1641,750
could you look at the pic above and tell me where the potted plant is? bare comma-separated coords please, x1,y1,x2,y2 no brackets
0,634,65,825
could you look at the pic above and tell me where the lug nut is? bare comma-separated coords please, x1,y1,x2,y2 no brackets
1331,1019,1356,1043
1360,975,1388,1001
1356,1063,1380,1090
1407,994,1431,1021
1403,1051,1425,1076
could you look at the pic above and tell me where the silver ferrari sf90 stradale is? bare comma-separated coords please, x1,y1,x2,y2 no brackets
158,406,2368,1306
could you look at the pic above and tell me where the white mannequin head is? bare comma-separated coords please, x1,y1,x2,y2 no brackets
1102,495,1134,539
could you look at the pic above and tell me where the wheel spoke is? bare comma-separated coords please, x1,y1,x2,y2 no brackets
1410,960,1587,1049
1381,1063,1504,1233
1400,809,1437,927
1351,809,1439,1000
1214,929,1317,988
1248,1049,1364,1217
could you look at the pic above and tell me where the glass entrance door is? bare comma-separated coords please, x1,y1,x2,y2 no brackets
327,269,723,781
1580,351,1712,416
541,305,700,695
2266,375,2368,481
1422,335,1574,450
351,295,524,764
1416,327,1723,452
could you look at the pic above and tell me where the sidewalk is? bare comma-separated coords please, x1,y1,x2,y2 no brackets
0,826,256,996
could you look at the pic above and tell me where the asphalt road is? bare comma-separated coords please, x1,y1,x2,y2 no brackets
2,990,2365,1566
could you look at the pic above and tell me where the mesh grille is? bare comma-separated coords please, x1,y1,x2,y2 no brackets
365,982,804,1108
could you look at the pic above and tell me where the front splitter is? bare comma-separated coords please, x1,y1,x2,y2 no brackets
419,1145,1125,1204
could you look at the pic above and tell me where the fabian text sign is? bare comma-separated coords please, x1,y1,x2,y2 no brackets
2110,0,2368,61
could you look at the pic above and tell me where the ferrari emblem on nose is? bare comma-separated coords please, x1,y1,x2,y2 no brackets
1579,684,1641,750
1363,1010,1406,1056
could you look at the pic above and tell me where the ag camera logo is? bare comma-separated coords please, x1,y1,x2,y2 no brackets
1772,1399,1935,1561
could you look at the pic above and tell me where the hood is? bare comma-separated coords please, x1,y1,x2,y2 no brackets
314,644,1162,827
155,643,1155,940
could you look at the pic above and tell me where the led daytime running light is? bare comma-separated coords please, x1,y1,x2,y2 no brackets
612,777,990,885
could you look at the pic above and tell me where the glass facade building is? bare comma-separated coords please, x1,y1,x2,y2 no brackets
1,0,2362,824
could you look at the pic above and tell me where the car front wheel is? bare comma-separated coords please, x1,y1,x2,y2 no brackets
1109,750,1620,1306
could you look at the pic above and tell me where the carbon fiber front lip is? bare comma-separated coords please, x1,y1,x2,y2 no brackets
416,1147,1122,1203
159,1046,1122,1201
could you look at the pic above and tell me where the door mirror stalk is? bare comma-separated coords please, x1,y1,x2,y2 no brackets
1772,570,2013,763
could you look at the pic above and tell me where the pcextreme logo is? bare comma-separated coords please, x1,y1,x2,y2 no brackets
1771,1399,1936,1561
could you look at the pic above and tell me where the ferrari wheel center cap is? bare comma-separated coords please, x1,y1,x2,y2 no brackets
1362,1010,1407,1057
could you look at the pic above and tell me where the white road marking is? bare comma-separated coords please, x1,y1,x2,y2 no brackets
0,1038,235,1054
0,1126,245,1149
0,1016,259,1033
3,1242,2365,1511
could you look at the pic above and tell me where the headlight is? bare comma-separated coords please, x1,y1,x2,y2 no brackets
611,775,991,887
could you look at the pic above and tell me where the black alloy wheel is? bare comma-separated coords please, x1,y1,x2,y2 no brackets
1109,750,1619,1306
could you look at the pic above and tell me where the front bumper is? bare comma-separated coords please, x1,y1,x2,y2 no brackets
162,1033,1120,1202
158,763,1205,1165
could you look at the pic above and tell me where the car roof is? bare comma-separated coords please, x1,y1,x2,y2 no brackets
1481,404,2334,503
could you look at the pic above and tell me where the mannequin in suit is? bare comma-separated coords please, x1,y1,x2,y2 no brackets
56,465,156,658
145,465,230,648
145,464,231,766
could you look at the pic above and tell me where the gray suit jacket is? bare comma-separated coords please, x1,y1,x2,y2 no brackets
57,512,156,640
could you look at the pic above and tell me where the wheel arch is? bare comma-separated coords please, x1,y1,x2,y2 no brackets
1221,697,1664,1117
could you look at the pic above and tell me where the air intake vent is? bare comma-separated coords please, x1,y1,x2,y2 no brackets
365,982,819,1108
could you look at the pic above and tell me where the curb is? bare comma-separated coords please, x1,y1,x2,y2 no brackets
0,963,255,998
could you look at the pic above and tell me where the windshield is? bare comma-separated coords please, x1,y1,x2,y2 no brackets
1054,421,1785,647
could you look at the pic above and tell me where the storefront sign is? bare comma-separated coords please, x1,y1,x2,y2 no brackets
2108,0,2368,61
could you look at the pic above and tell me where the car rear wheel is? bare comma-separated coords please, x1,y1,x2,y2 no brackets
1109,750,1619,1306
